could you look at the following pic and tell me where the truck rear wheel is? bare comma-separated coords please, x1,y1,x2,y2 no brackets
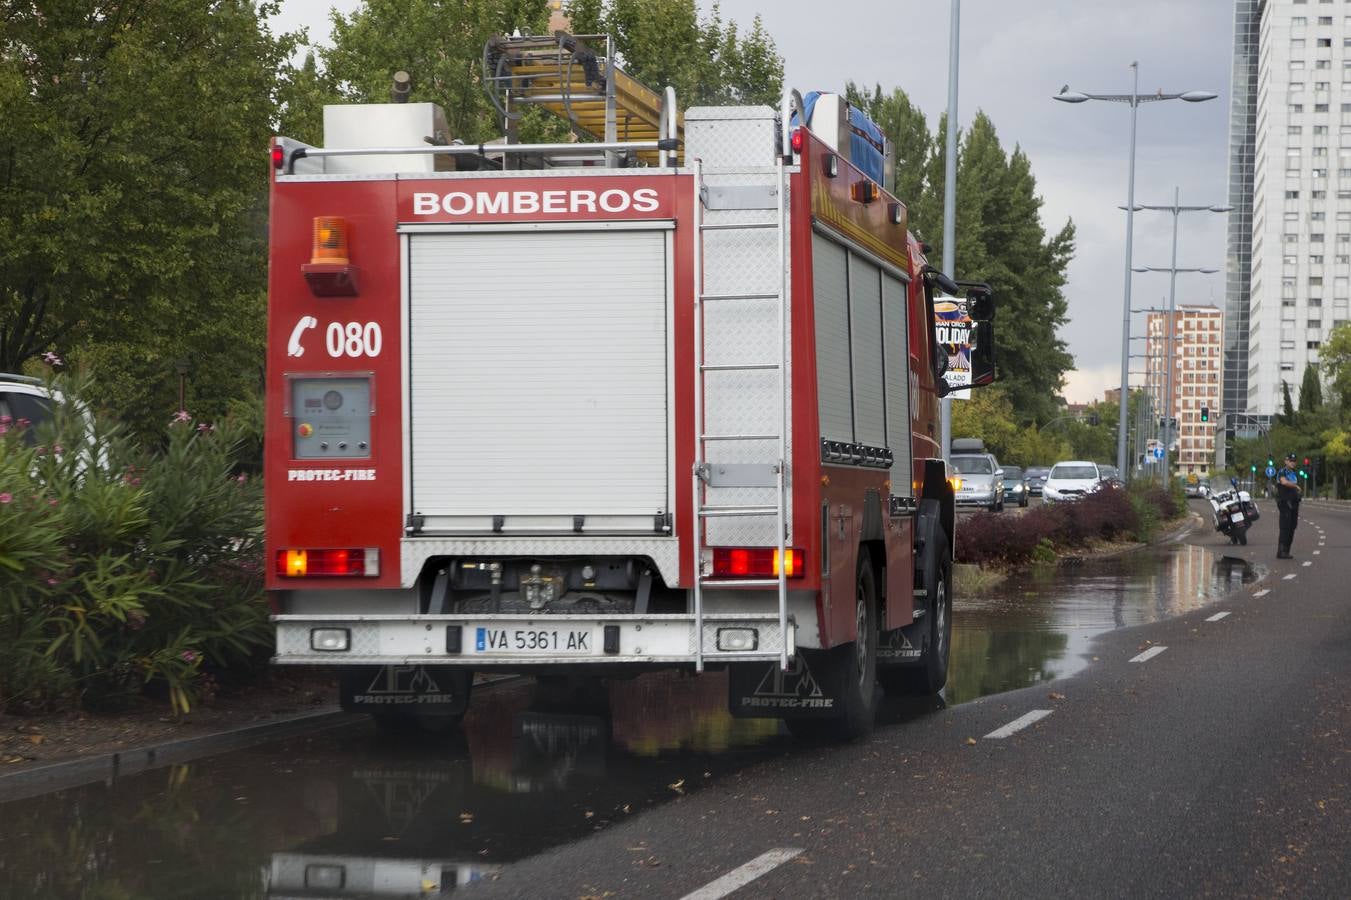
879,536,952,696
785,549,878,741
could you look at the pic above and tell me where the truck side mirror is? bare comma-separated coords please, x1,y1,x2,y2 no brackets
966,287,995,322
970,320,996,387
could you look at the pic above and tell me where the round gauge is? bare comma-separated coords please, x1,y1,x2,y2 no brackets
323,390,343,410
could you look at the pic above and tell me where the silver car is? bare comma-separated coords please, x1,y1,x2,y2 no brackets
952,453,1005,511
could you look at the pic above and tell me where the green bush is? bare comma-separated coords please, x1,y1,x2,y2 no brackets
0,369,269,715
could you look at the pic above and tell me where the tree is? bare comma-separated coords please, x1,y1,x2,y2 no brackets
321,0,554,144
0,1,299,430
1323,321,1351,408
950,387,1019,462
1281,380,1296,423
568,0,783,107
1007,425,1072,469
1299,363,1323,412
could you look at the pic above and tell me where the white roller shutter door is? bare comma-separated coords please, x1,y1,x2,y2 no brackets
407,229,669,531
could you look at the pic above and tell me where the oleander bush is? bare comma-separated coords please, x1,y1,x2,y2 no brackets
0,368,268,715
956,482,1182,568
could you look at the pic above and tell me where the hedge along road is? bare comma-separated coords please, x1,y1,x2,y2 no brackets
2,502,1344,897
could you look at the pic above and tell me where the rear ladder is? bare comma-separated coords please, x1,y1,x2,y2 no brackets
691,157,791,671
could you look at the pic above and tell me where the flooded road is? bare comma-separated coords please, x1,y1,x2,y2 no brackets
0,542,1257,898
948,542,1260,704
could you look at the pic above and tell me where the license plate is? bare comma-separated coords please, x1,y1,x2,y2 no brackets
474,626,594,654
1230,511,1244,523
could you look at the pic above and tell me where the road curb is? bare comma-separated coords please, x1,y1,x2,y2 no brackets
0,708,361,803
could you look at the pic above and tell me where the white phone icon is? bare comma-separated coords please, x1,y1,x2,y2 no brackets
287,316,318,357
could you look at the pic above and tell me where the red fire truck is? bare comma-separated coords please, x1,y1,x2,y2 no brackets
266,32,995,739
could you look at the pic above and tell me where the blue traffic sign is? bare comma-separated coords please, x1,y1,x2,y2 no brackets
1265,465,1276,478
1153,447,1165,460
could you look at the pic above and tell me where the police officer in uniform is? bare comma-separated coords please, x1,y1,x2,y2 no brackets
1275,453,1302,559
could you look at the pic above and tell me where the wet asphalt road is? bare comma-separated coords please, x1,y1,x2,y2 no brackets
1,501,1346,898
466,500,1350,899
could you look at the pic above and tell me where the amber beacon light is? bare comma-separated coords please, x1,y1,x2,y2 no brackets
311,216,350,265
302,216,360,296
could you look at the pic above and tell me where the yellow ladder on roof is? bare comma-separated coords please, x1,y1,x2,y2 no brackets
484,32,682,166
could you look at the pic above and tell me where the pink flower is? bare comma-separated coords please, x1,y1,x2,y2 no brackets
41,351,62,366
51,444,63,455
0,415,10,426
196,422,214,433
46,577,58,586
48,499,58,507
181,650,199,663
127,610,147,631
17,418,30,427
0,493,11,504
235,474,248,484
172,410,192,424
0,424,7,435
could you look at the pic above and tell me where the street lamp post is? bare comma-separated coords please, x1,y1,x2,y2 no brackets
940,0,961,463
1054,66,1216,482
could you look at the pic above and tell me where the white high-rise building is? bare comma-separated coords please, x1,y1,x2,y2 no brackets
1229,1,1351,417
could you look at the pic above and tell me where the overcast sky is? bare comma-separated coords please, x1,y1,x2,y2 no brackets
271,0,1236,404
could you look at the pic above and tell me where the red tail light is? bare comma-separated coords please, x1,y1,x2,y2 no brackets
711,547,805,579
271,144,285,169
276,548,380,577
790,126,804,153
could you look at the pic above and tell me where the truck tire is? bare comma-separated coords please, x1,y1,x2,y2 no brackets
879,534,953,696
786,550,878,741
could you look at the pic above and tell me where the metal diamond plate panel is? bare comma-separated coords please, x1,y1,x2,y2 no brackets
402,538,681,588
685,107,779,167
696,622,785,654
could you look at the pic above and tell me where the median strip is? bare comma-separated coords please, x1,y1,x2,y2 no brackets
1130,646,1168,663
984,709,1054,739
680,848,804,900
1204,612,1231,622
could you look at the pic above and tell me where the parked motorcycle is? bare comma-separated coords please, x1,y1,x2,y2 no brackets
1209,477,1260,545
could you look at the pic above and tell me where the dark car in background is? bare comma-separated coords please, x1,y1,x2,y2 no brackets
1099,464,1122,486
1025,466,1050,496
1002,465,1029,507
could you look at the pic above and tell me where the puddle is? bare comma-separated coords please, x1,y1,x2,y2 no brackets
946,543,1259,704
0,543,1254,896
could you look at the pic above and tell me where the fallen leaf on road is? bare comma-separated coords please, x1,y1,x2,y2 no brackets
1049,692,1066,702
584,811,595,819
668,779,685,793
459,812,474,824
26,735,44,745
965,737,977,746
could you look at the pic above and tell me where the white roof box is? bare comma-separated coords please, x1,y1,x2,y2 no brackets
322,102,452,174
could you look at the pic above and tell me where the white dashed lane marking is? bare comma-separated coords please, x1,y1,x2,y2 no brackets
984,709,1055,739
1284,574,1298,581
1205,611,1231,622
679,849,805,900
1314,550,1321,555
1303,561,1312,567
1253,589,1271,598
1130,646,1168,663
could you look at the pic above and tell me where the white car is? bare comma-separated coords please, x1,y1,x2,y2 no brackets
1041,461,1102,503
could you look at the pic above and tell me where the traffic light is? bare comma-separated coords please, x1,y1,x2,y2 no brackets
1250,464,1257,473
1267,456,1275,468
1304,457,1311,466
1200,406,1209,422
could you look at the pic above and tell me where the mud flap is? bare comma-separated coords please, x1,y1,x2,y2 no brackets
340,665,472,717
728,650,848,719
878,620,927,665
